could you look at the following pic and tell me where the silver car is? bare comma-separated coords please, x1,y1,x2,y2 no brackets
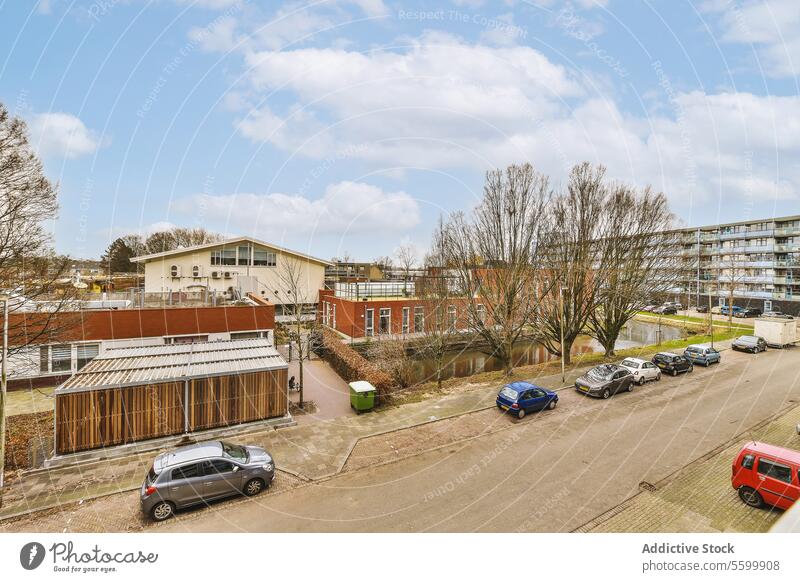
140,440,275,521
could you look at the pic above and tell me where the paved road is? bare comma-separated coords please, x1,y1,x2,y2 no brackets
159,345,800,532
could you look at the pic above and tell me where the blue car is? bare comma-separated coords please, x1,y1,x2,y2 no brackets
683,344,721,366
720,305,743,317
496,381,558,419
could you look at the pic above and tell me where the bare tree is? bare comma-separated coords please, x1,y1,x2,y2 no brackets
0,103,78,482
536,163,608,365
171,227,221,248
366,338,416,388
277,255,316,408
394,243,416,295
442,163,550,375
587,184,679,356
416,218,459,389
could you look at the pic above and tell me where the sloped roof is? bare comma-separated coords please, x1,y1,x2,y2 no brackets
130,236,332,266
56,338,287,393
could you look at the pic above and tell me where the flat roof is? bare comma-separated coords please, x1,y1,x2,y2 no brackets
57,338,287,393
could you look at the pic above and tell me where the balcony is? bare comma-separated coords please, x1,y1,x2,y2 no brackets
774,226,800,236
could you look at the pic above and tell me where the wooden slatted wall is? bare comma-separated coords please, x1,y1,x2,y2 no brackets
55,369,287,454
188,370,287,432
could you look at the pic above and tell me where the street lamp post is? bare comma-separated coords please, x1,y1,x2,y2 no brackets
0,295,9,490
559,286,567,384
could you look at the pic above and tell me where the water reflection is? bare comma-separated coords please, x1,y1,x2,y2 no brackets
409,319,684,385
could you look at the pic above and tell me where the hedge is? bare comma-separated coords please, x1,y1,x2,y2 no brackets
319,328,395,402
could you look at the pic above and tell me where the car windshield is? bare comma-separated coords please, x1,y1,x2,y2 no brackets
221,441,248,461
686,347,700,353
738,336,756,343
500,386,519,401
620,359,639,368
587,366,613,381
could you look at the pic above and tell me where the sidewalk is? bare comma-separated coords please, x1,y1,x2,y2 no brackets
0,361,599,521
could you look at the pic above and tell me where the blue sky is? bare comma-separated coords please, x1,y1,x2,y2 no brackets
1,0,799,262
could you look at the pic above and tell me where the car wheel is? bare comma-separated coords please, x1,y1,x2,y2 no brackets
671,369,678,377
638,376,646,386
150,501,175,522
547,400,556,410
738,486,764,508
656,372,662,381
517,409,526,419
602,389,611,399
689,365,694,372
244,478,266,497
627,382,634,392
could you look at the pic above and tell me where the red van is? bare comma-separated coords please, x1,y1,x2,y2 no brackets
731,442,800,510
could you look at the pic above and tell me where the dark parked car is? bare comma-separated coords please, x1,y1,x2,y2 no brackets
575,364,634,399
653,305,678,315
720,305,744,317
496,382,558,418
140,440,275,521
732,335,768,353
737,307,762,318
763,311,794,320
696,305,708,313
651,352,694,376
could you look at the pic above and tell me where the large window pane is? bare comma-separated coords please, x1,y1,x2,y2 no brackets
51,344,72,372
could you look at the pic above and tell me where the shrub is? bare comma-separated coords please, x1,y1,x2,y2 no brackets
320,328,395,402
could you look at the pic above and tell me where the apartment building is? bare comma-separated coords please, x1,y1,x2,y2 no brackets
673,215,800,314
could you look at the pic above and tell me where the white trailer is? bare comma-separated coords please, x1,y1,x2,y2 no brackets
754,318,798,348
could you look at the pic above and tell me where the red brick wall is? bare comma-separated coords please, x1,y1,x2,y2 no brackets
319,289,470,338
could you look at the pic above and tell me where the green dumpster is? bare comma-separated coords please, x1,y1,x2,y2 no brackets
349,381,376,413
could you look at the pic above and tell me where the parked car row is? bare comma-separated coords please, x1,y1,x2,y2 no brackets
715,305,762,318
643,302,682,315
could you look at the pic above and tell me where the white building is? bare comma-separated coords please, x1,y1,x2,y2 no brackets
131,236,331,312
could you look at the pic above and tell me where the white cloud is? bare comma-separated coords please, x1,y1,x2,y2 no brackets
170,181,421,235
28,112,101,159
189,15,239,52
228,32,800,212
706,0,800,78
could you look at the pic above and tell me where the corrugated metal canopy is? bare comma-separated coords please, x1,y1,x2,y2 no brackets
57,339,287,393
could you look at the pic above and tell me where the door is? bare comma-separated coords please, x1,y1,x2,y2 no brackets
200,459,242,500
643,362,657,379
365,308,374,337
168,463,205,508
755,457,799,509
612,371,626,393
528,388,549,410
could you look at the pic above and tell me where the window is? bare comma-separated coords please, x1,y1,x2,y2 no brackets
253,250,276,267
741,454,755,469
476,304,486,324
171,463,201,480
365,308,374,337
211,249,236,265
39,346,49,373
51,345,72,373
414,306,424,332
76,344,99,370
332,304,336,328
402,307,410,334
448,305,457,331
757,458,793,483
237,245,251,266
204,459,235,475
230,331,263,340
167,335,209,344
379,308,391,334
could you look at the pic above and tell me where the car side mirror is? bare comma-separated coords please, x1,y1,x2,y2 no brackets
232,466,239,473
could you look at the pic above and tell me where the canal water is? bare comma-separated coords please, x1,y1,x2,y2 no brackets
407,319,685,385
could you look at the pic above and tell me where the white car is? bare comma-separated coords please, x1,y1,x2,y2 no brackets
619,357,662,385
